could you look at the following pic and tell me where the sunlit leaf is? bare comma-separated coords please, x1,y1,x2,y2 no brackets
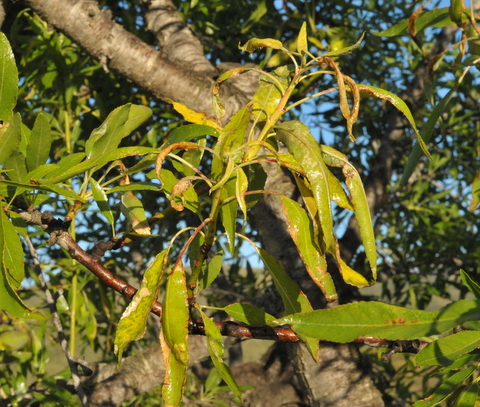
224,303,276,326
0,32,18,124
164,124,219,147
252,67,289,122
197,251,223,293
0,113,21,165
358,84,431,159
0,180,86,202
220,175,237,253
120,191,151,236
167,99,222,131
239,38,283,53
279,196,337,301
323,32,365,58
276,299,480,342
85,104,152,160
416,331,480,366
161,262,189,406
296,22,308,54
276,121,334,250
90,179,115,233
114,249,167,363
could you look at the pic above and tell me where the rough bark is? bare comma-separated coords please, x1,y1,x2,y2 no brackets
15,1,462,406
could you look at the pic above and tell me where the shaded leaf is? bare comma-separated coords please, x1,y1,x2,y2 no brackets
460,269,480,300
470,173,480,212
26,113,52,172
197,251,223,293
198,308,242,400
416,331,480,366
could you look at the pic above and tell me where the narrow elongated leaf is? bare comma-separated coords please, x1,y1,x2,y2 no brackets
90,179,115,233
158,169,200,215
297,22,308,54
453,379,479,407
220,176,237,253
470,173,480,212
0,180,85,202
358,85,430,158
0,113,21,164
85,104,152,160
412,365,476,407
40,147,157,184
198,308,242,400
279,196,337,301
3,151,27,182
256,247,319,361
26,113,52,172
320,145,376,280
197,251,223,292
276,299,480,342
277,121,334,250
107,183,160,194
165,124,219,146
416,331,480,366
0,33,18,123
161,262,189,406
236,167,248,221
323,32,365,57
0,210,45,319
115,250,167,363
42,153,86,180
224,303,276,326
460,269,480,300
120,191,151,236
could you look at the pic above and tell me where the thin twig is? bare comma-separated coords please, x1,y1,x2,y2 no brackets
24,235,90,407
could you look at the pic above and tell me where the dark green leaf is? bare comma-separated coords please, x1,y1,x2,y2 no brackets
0,33,18,123
26,113,52,172
0,113,22,165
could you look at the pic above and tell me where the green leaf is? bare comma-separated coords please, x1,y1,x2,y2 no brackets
276,121,334,250
224,303,276,326
416,331,480,366
40,147,157,184
198,308,242,400
42,153,86,180
157,169,200,215
323,32,365,58
3,151,27,182
0,180,86,202
0,209,45,319
239,38,283,53
252,67,290,122
320,145,377,280
197,251,223,293
165,124,219,147
85,104,152,160
0,113,22,165
453,379,479,407
26,113,52,172
120,191,151,236
161,262,189,406
114,249,167,363
236,167,248,221
460,270,480,300
412,365,476,407
358,84,431,159
219,175,237,253
0,33,18,123
401,70,468,185
297,22,308,54
276,299,480,342
279,196,337,301
244,162,267,208
256,247,319,361
372,8,459,37
90,179,115,232
106,182,160,194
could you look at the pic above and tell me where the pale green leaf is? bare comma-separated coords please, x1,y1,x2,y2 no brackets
279,196,337,301
236,167,248,221
416,331,480,366
252,67,289,122
239,38,283,53
114,249,167,363
0,180,85,202
460,269,480,300
453,379,479,407
197,251,223,293
297,22,308,54
323,32,365,58
90,179,115,232
120,191,151,236
470,173,480,212
26,113,52,172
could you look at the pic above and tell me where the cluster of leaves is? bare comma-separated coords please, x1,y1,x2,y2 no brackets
1,0,480,405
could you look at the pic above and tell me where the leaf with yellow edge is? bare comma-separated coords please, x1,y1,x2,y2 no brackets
166,99,222,132
120,191,151,236
239,38,283,53
297,22,308,54
161,261,189,406
114,249,167,364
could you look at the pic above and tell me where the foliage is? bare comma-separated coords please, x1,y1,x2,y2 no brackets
0,0,479,406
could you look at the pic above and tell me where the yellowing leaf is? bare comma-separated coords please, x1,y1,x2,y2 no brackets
297,22,308,54
167,99,222,131
120,191,151,236
239,38,283,53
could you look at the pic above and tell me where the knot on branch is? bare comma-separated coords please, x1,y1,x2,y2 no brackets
91,240,117,261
